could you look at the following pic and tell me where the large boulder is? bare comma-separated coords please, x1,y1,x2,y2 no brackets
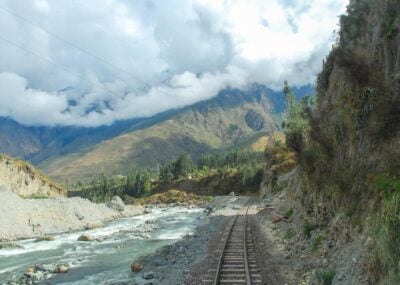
77,235,94,241
130,262,143,272
107,196,125,212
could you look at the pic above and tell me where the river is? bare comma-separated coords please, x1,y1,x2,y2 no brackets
0,206,206,284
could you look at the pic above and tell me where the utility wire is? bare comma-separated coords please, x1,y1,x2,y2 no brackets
0,5,152,90
0,35,123,99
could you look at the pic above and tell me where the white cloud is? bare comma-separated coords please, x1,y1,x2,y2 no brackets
0,0,348,126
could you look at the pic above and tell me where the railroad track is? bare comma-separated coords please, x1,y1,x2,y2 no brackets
203,205,264,285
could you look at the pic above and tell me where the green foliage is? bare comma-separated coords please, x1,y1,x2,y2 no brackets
159,150,264,190
205,196,214,202
285,208,294,219
284,228,295,240
375,174,400,282
374,174,400,194
81,168,154,202
81,174,125,203
316,270,336,285
383,0,400,39
303,220,316,239
126,168,153,197
344,204,357,217
237,163,264,187
198,150,264,169
26,194,49,199
282,81,311,152
339,0,372,43
159,154,194,181
311,235,325,252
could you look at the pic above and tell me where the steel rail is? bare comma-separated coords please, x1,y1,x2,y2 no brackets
213,215,239,285
213,202,252,285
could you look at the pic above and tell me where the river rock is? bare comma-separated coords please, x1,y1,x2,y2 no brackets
107,196,125,212
31,271,44,282
131,262,143,272
36,263,56,272
78,234,94,241
54,264,69,273
84,223,102,230
34,236,55,242
143,271,154,279
24,267,34,278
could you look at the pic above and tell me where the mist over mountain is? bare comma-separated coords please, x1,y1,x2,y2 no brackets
0,0,345,127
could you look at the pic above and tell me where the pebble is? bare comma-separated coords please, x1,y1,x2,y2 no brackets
143,271,154,279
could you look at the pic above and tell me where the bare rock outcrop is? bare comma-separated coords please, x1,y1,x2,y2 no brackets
0,154,64,198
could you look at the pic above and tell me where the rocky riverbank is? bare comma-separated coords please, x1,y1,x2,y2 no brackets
0,187,144,241
126,215,228,285
119,196,255,285
1,205,206,285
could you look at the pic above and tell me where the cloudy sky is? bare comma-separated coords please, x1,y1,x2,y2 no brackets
0,0,348,127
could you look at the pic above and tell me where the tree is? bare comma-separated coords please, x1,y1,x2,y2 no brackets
173,154,193,179
160,164,174,182
282,81,311,152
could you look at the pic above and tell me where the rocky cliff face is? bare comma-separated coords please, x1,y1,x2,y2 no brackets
261,0,400,283
0,154,64,198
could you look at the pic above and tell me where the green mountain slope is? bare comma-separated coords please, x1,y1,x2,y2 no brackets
42,87,285,183
0,85,311,183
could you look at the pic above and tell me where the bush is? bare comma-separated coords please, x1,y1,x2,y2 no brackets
311,235,325,252
316,270,336,285
284,228,295,240
375,174,400,282
285,208,294,219
303,220,316,239
26,194,49,199
282,81,312,153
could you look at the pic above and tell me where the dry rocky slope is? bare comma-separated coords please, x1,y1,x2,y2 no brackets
0,154,64,198
258,0,400,284
0,155,144,241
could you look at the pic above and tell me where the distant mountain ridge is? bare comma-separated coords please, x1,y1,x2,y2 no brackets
0,84,312,182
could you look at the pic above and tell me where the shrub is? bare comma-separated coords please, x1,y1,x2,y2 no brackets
311,235,325,252
316,270,336,285
285,208,294,219
282,81,312,153
26,194,49,199
284,228,295,240
303,220,316,239
375,174,400,282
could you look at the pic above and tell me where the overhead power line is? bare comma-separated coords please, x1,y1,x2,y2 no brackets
0,5,152,90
